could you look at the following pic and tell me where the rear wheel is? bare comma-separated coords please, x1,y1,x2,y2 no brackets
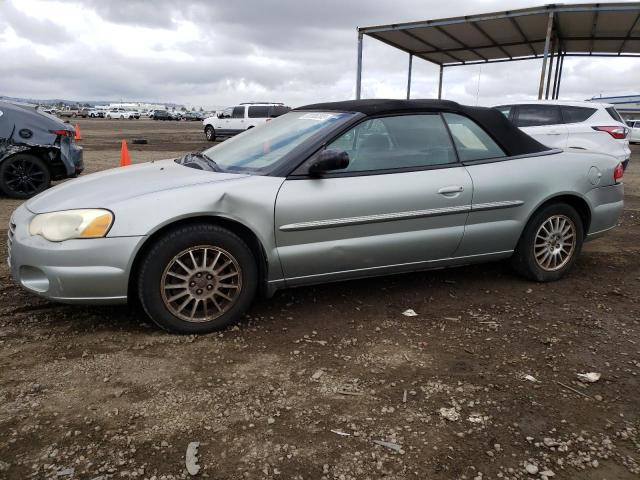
0,154,51,199
205,125,216,141
511,203,584,282
137,224,257,333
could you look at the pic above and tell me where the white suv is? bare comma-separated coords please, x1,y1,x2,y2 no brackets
105,108,135,119
494,101,631,169
627,119,640,144
203,103,291,141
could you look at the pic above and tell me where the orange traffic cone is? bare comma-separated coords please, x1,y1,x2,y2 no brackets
120,139,131,167
74,123,82,140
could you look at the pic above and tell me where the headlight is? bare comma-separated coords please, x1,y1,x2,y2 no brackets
29,209,113,242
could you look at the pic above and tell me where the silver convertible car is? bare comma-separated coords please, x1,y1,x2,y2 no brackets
8,100,624,333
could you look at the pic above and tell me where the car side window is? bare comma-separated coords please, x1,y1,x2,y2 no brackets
515,105,562,127
443,113,505,161
326,114,457,173
232,106,245,119
561,106,597,123
494,105,512,119
605,107,623,123
248,106,270,118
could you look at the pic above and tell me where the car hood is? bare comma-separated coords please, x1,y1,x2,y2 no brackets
25,159,250,213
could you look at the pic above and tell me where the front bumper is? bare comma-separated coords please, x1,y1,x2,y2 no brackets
7,205,143,304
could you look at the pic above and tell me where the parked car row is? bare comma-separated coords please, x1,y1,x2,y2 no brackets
152,110,205,121
40,107,205,121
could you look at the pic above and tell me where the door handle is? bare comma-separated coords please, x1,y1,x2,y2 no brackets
438,186,464,195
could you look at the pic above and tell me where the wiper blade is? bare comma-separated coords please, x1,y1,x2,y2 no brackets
183,151,221,171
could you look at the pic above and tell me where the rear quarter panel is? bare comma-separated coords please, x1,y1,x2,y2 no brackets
456,150,621,256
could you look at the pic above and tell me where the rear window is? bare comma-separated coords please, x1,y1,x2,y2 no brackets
515,105,562,127
248,106,270,118
606,106,624,123
494,105,512,119
561,106,596,123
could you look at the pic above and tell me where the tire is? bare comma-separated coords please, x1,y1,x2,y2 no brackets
137,224,258,334
511,203,584,282
205,125,216,142
119,115,124,119
0,154,51,199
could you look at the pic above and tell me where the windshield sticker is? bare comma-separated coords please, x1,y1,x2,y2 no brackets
299,112,338,121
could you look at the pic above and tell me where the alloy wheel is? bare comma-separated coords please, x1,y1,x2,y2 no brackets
534,214,576,272
161,245,242,322
3,158,47,196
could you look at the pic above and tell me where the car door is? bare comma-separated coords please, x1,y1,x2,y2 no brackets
442,112,537,257
274,113,473,285
514,104,567,149
229,106,246,133
559,105,599,151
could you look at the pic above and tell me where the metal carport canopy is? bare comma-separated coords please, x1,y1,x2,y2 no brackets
356,2,640,101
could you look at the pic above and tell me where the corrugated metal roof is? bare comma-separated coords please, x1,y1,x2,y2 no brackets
359,3,640,66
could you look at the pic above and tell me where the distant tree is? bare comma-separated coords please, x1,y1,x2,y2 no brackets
199,107,204,112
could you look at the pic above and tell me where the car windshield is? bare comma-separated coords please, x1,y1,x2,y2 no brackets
198,111,356,174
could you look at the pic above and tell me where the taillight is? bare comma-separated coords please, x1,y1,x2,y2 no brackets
50,129,73,137
592,126,628,139
614,163,624,183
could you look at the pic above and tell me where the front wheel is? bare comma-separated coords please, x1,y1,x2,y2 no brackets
0,154,51,199
205,125,216,141
137,224,258,334
511,203,584,282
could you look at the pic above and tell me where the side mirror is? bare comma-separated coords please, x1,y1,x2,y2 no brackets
217,112,224,118
308,149,349,176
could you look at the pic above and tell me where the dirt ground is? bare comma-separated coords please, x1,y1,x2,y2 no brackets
0,119,639,480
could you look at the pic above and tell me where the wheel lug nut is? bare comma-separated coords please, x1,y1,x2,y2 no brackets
207,274,213,280
207,285,213,290
190,281,195,287
196,289,203,295
196,273,202,278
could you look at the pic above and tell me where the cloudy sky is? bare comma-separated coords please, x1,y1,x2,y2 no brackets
1,0,639,109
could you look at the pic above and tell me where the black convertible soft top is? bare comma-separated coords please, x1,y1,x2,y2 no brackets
295,99,550,157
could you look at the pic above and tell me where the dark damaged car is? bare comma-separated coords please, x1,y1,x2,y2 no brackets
0,101,84,198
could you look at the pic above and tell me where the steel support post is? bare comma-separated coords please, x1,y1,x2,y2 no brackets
406,54,413,99
356,31,363,100
538,12,554,99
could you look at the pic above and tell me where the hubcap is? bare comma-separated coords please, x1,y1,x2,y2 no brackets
534,214,576,272
161,245,242,322
4,159,46,195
